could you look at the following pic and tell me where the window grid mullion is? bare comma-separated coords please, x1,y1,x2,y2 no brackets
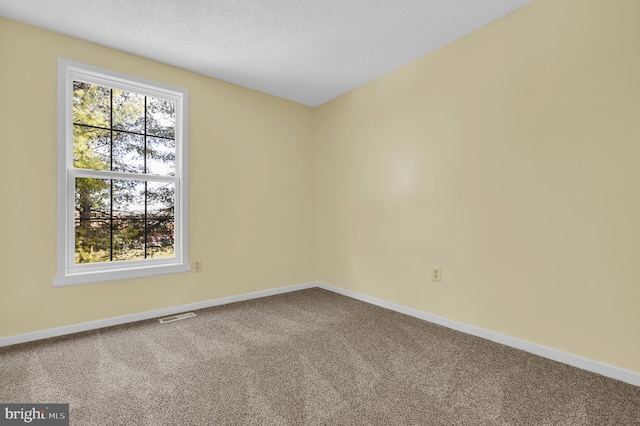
109,88,114,262
72,122,174,141
144,96,148,259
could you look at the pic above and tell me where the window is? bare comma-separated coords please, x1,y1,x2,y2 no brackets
55,58,189,286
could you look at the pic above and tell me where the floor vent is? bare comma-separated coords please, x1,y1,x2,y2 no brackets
159,312,197,324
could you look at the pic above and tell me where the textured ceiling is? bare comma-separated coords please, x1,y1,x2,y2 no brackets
0,0,534,107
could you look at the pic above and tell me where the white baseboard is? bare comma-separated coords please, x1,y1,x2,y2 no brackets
2,280,638,388
0,281,317,348
316,282,640,388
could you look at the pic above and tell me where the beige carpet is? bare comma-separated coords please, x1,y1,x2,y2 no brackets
1,288,639,425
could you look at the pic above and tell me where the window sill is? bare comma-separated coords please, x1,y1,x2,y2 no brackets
53,262,191,287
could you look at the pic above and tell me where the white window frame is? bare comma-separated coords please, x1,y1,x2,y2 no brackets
54,58,190,287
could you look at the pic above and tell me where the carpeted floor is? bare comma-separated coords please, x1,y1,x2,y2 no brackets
1,288,639,425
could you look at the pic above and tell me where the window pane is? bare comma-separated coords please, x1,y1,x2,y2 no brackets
147,181,174,217
112,219,145,261
75,178,111,264
147,97,175,138
147,181,175,258
112,180,145,216
146,218,174,258
112,89,145,133
75,220,111,264
73,81,110,129
112,132,144,173
147,137,175,176
73,125,110,170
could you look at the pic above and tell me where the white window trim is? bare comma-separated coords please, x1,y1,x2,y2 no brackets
54,58,190,287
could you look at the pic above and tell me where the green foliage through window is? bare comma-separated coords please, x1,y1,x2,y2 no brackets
72,81,176,263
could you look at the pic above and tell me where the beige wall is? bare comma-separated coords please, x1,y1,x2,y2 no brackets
315,0,640,373
0,18,315,337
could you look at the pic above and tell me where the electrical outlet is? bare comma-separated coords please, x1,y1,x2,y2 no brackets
194,260,202,273
432,266,441,282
